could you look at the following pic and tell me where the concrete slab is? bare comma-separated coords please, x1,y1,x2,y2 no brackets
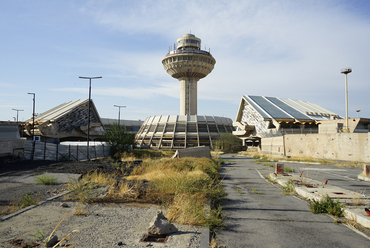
358,174,370,182
0,173,81,184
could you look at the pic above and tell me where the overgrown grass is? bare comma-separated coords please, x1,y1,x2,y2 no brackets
309,195,344,217
284,166,294,173
19,192,38,208
126,157,226,230
116,149,175,161
281,179,295,195
66,171,116,215
34,173,58,185
67,150,226,231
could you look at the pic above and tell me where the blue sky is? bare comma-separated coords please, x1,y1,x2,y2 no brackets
1,0,369,122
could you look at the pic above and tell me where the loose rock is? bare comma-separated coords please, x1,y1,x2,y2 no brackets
148,210,178,235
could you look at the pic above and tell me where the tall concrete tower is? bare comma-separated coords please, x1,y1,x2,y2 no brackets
162,34,216,115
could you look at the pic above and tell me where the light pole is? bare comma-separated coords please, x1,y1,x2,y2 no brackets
12,109,24,124
28,93,35,160
356,109,361,118
340,68,352,132
114,105,126,126
79,76,102,160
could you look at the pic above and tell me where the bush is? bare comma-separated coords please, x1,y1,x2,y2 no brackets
309,195,344,217
104,123,136,156
213,133,242,153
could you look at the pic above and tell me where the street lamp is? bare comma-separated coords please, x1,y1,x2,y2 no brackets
356,109,361,118
340,68,352,132
114,105,126,126
12,108,24,124
79,76,102,160
28,93,35,160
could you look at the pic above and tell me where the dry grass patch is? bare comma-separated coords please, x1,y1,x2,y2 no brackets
126,157,225,230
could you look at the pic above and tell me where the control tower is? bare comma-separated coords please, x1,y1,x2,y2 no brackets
162,34,216,115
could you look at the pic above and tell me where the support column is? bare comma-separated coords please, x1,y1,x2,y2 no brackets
179,77,199,115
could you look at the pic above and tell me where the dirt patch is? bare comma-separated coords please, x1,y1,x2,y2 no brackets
0,159,142,217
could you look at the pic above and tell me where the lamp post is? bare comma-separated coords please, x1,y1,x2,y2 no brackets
12,109,24,124
28,93,35,160
356,109,361,118
79,76,102,160
114,105,126,126
340,68,352,132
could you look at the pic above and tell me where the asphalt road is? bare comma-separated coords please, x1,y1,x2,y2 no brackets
215,154,370,248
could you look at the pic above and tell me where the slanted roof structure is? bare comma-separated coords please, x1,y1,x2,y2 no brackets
24,99,105,140
234,95,342,139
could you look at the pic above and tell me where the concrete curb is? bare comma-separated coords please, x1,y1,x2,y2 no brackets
0,189,73,222
272,173,370,229
358,175,370,182
200,200,211,248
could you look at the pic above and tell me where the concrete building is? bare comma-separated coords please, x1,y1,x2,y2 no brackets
135,34,233,149
233,95,341,145
23,99,143,142
135,115,233,149
0,122,25,157
23,99,105,142
101,118,143,134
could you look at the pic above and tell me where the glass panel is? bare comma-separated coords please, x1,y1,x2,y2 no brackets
208,124,218,132
175,123,186,132
217,125,226,133
198,123,208,132
156,124,165,132
164,124,174,132
187,123,197,132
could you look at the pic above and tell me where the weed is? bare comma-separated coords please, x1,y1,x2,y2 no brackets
255,161,261,164
247,168,253,170
309,195,344,217
349,189,366,206
34,173,58,185
263,163,273,167
236,188,243,194
231,167,236,170
251,187,263,194
19,192,37,208
268,174,277,183
284,166,294,173
252,155,261,159
29,230,45,242
281,179,295,195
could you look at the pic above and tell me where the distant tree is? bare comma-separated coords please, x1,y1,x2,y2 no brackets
213,133,242,153
104,123,136,156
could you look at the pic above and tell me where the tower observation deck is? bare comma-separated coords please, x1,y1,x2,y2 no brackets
162,34,216,115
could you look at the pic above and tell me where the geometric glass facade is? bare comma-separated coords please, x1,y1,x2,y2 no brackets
135,115,234,149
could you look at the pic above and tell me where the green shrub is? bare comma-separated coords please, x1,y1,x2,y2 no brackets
35,173,58,185
104,123,136,156
213,133,242,153
282,179,295,195
284,166,294,173
309,195,344,217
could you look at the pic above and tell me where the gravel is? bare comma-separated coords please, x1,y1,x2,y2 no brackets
0,160,202,248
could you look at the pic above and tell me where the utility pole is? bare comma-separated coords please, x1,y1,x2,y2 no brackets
27,93,35,160
340,68,352,132
79,76,102,160
12,109,24,124
114,105,126,126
